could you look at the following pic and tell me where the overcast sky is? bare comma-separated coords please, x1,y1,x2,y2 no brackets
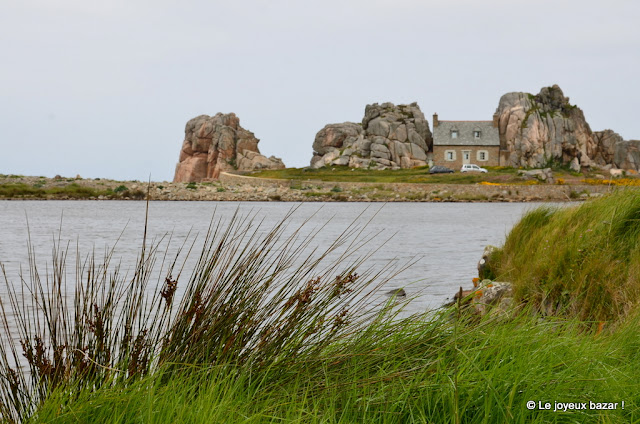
1,0,638,181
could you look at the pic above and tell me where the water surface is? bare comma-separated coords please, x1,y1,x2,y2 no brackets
0,200,554,315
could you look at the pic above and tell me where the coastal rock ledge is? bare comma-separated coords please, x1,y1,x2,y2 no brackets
174,113,285,182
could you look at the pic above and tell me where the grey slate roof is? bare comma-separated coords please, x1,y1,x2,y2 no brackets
433,121,499,146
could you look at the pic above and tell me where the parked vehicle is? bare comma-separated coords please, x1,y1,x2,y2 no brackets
429,165,454,174
460,164,488,173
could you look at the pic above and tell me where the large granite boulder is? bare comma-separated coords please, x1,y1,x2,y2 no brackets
311,102,432,170
496,85,594,169
496,85,639,171
174,113,285,182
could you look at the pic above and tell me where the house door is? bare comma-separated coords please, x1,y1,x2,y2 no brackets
462,150,471,164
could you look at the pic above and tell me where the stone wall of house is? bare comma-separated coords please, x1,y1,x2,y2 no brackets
432,146,500,169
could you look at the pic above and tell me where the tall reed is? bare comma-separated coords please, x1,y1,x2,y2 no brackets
0,204,409,423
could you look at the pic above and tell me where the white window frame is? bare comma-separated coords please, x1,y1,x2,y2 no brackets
477,150,489,161
474,131,481,139
451,130,459,139
445,150,456,161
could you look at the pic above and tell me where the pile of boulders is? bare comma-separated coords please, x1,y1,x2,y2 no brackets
311,102,432,170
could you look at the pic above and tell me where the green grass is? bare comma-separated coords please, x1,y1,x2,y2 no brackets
0,183,145,199
0,183,107,199
249,166,518,184
31,309,640,423
485,189,640,322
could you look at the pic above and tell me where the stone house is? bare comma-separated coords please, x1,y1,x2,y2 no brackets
431,113,500,169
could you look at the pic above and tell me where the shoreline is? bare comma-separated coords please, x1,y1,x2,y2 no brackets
0,172,622,202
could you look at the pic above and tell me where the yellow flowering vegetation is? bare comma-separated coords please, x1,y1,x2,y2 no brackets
582,178,640,186
478,180,541,186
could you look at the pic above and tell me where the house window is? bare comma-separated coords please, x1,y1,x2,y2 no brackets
451,130,458,139
477,150,488,161
445,150,456,161
474,131,481,139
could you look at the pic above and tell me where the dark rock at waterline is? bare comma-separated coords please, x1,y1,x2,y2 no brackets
444,280,514,318
385,288,406,297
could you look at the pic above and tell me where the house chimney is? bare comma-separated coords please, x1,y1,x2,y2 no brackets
433,113,439,128
492,113,499,128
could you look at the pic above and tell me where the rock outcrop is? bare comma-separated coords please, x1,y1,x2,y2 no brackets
496,85,594,168
496,85,639,171
311,102,432,170
590,129,640,170
174,113,285,182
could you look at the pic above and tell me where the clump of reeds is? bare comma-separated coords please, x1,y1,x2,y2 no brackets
489,189,640,322
0,205,408,423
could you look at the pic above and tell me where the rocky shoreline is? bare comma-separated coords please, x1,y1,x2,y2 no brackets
0,173,620,202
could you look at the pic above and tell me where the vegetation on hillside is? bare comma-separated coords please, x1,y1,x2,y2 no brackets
483,189,640,323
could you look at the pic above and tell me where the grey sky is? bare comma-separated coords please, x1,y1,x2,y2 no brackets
2,0,638,181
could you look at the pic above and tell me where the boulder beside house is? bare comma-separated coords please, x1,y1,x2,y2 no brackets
431,113,501,169
310,102,432,170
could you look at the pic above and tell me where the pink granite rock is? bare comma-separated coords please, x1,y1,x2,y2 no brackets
496,85,639,171
174,113,284,182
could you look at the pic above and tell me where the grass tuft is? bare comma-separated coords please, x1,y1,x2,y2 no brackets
489,189,640,322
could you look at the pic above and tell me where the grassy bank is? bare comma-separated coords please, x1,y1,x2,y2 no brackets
3,197,640,422
483,189,640,323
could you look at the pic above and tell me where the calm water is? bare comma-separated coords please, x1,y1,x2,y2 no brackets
0,200,552,316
